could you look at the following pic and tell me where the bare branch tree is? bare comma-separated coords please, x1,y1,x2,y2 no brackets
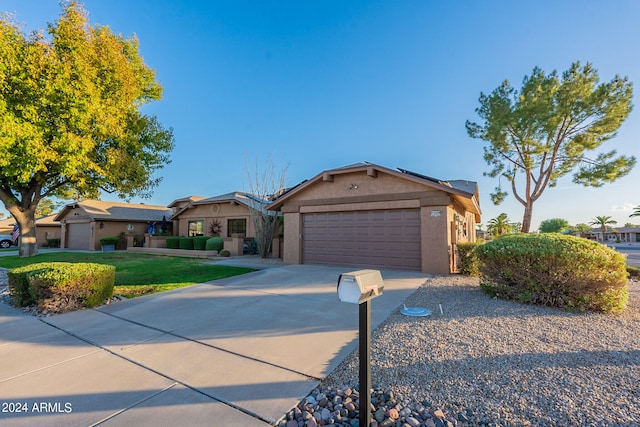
245,157,287,258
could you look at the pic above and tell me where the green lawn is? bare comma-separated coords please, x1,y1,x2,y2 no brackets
0,252,254,298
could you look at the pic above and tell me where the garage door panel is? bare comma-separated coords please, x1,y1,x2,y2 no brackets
302,209,421,271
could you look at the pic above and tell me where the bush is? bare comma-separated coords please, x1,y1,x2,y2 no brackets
46,238,61,248
166,237,180,249
219,249,230,257
456,242,480,276
476,233,628,313
206,237,224,252
8,262,115,313
628,265,640,279
179,237,194,250
193,236,209,250
99,236,120,246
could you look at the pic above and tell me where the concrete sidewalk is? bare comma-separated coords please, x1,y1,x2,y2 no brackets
0,264,428,426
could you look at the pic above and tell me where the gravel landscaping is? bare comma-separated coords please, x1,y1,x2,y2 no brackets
281,275,640,427
3,266,638,426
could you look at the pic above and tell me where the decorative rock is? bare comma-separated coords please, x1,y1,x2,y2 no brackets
380,418,395,427
306,418,318,427
432,409,446,419
425,419,436,427
286,420,298,427
406,416,421,427
388,408,399,420
321,408,331,421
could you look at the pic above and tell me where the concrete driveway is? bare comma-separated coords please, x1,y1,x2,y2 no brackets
0,263,428,426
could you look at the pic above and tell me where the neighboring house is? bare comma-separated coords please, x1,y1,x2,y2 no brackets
55,200,173,250
170,192,281,250
0,215,60,247
590,226,640,243
35,214,61,247
267,162,481,274
0,217,14,235
167,195,206,233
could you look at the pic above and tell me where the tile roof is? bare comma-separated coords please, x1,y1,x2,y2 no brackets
56,200,172,222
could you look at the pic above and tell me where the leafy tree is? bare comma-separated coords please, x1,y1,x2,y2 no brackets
630,206,640,218
35,198,62,218
486,213,517,237
573,223,594,236
539,218,570,233
589,216,617,240
0,2,174,257
467,62,635,233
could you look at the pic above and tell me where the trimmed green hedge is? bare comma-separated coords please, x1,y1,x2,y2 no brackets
456,242,480,276
99,236,120,246
179,237,194,250
194,236,209,250
206,237,224,252
166,237,180,249
219,249,230,257
476,233,628,313
8,262,115,313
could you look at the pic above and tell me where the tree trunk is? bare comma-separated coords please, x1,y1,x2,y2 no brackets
9,210,39,257
521,202,533,233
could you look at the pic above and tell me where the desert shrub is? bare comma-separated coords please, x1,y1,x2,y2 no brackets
179,237,194,250
8,262,115,313
193,236,209,250
457,242,480,276
476,233,628,313
627,265,640,278
219,249,231,257
46,238,61,248
206,237,224,252
166,237,180,249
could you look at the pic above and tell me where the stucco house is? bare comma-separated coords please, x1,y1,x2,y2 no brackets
0,215,61,247
590,226,640,243
170,192,282,254
0,217,14,234
267,162,481,274
55,200,173,250
35,214,61,247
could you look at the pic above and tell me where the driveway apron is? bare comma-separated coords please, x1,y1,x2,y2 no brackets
1,264,428,426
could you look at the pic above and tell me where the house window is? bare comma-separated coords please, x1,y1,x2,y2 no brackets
188,220,204,236
227,219,246,237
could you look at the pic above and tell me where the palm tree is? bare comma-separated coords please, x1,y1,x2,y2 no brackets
630,205,640,218
589,216,617,241
487,213,514,237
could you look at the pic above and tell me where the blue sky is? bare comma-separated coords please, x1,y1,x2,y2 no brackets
3,0,640,229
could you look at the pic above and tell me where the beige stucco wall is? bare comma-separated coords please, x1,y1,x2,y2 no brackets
278,168,479,274
37,225,61,247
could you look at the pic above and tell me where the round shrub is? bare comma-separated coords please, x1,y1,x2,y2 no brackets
193,236,209,250
476,233,628,313
206,237,224,252
219,249,231,257
166,237,180,249
179,237,194,250
8,262,115,313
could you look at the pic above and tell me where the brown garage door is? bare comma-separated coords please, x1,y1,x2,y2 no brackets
302,209,421,271
66,223,92,250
